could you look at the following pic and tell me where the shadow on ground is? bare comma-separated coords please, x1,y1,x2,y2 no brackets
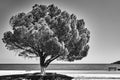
0,72,73,80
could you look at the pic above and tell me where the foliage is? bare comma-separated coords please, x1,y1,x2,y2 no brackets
2,4,90,67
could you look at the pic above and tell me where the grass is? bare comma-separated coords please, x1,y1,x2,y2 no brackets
1,73,120,80
1,70,120,80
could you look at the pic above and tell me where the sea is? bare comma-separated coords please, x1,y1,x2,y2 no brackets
0,64,120,80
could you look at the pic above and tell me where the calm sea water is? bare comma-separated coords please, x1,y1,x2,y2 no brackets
0,64,120,80
0,64,117,70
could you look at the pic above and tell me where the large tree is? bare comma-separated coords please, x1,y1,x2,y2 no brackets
2,4,90,75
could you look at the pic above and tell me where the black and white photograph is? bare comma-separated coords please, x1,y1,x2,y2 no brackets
0,0,120,80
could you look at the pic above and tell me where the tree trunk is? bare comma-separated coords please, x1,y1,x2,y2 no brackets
40,56,46,75
41,66,46,75
39,53,60,75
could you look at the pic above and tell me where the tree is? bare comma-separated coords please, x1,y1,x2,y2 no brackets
2,4,90,75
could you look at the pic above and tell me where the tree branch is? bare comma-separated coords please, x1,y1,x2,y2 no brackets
45,54,60,67
13,42,38,55
22,40,40,56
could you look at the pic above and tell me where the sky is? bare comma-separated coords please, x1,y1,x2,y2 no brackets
0,0,120,64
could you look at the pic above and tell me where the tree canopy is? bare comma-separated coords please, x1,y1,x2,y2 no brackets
2,4,90,66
